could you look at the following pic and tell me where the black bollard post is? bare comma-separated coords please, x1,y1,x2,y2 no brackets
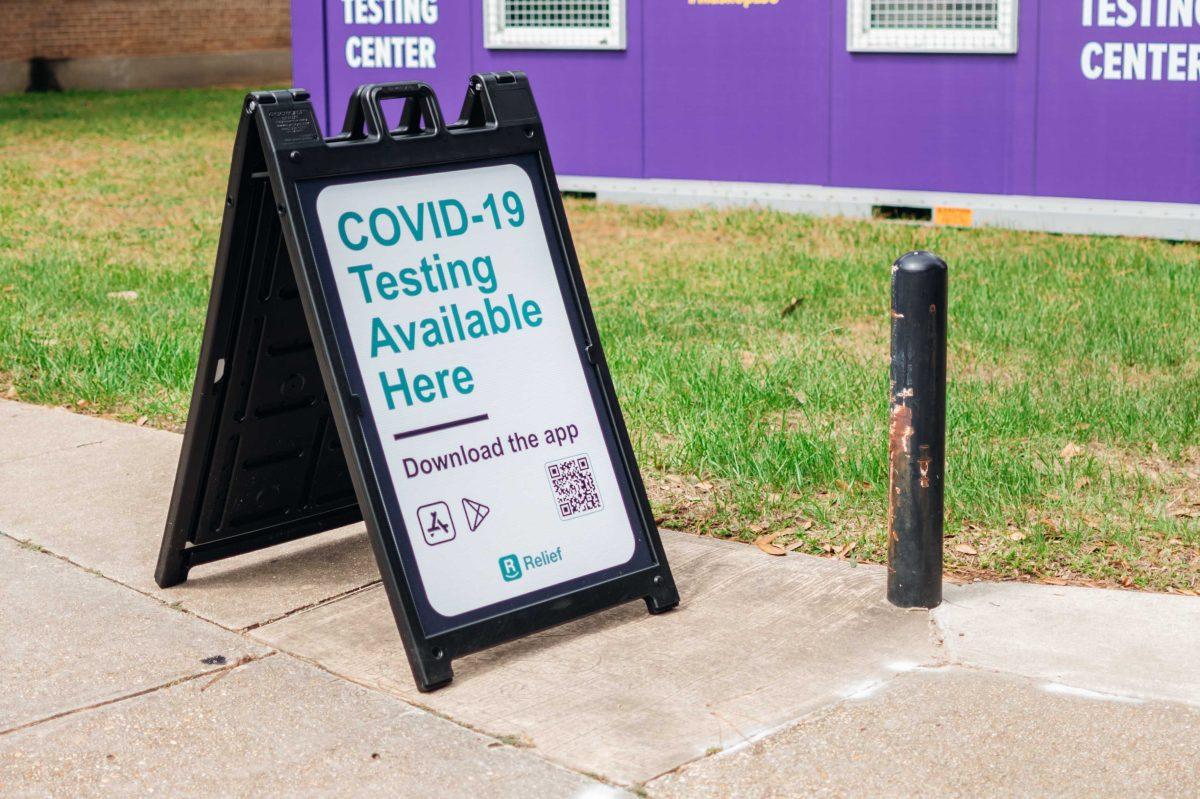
887,251,947,609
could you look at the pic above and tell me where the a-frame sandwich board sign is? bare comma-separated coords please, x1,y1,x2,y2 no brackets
155,74,679,691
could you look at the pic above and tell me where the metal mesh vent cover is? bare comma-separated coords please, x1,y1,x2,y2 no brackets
848,0,1017,53
867,0,1000,30
485,0,626,50
503,0,613,29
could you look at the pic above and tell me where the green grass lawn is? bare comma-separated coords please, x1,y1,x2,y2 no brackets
1,89,1198,592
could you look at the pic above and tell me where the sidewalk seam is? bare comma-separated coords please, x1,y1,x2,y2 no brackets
0,530,244,635
640,665,939,787
0,652,277,738
641,615,949,786
0,529,379,638
0,532,628,789
255,646,636,794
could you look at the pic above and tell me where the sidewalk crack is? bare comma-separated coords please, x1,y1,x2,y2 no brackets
240,580,382,632
0,438,107,466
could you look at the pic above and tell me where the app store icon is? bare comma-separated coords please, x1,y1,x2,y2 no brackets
416,501,456,546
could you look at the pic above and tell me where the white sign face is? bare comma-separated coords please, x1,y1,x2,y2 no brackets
314,163,639,619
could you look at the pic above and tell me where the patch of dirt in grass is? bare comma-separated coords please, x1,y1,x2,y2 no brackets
739,349,774,370
948,492,1200,593
645,473,727,532
949,345,1021,386
833,319,1018,386
789,217,871,261
1106,361,1199,389
568,203,743,276
939,440,1200,591
643,457,1199,594
645,471,886,562
2,137,225,264
757,408,841,439
833,318,887,364
1078,443,1200,521
942,534,1200,595
1070,442,1200,484
737,329,809,371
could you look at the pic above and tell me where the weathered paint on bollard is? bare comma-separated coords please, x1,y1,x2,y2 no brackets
887,251,947,609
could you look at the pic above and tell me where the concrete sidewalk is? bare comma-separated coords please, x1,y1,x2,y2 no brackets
1,399,1197,797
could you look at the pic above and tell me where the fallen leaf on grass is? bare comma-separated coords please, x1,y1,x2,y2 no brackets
837,541,858,558
75,399,89,408
1007,532,1026,542
136,416,149,426
954,543,979,556
755,533,786,556
784,540,805,552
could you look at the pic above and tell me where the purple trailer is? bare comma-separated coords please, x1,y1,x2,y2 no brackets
293,1,1200,239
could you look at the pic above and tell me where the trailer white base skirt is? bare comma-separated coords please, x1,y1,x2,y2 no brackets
558,176,1200,242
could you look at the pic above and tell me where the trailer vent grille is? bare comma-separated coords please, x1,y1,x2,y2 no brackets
848,0,1018,53
869,1,998,30
485,0,626,50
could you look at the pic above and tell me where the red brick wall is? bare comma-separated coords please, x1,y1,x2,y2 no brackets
2,0,291,62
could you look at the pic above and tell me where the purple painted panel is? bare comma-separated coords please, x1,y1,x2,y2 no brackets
643,1,830,184
829,1,1040,195
469,1,644,178
1034,3,1200,203
321,0,472,137
298,1,1200,205
291,1,329,133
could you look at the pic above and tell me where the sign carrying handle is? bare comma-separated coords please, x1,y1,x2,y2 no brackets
367,82,446,141
335,84,370,142
335,82,445,143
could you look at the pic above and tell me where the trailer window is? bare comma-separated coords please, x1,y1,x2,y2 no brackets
484,0,626,50
848,0,1018,53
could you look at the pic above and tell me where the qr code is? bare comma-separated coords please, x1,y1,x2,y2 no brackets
546,455,603,520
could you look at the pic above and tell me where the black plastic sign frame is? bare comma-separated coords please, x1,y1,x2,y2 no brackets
155,74,679,691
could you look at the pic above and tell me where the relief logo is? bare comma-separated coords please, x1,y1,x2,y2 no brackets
498,554,523,582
